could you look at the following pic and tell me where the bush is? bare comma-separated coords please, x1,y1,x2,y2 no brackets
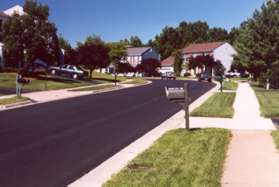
118,63,135,73
136,59,160,76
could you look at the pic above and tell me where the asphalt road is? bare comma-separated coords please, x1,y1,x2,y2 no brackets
0,80,215,187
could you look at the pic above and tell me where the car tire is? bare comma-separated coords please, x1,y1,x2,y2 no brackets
73,74,78,79
51,70,56,75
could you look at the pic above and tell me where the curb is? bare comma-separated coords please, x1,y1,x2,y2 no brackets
0,100,34,110
69,84,217,187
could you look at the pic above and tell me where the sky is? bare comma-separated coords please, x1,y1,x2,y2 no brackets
0,0,265,46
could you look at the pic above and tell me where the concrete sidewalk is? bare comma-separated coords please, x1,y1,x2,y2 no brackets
186,83,276,130
220,83,279,186
222,130,279,187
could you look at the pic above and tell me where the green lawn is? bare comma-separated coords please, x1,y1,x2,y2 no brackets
191,92,236,118
232,77,248,82
252,84,279,118
0,73,92,91
272,131,279,150
0,96,29,105
124,79,148,85
104,128,231,187
91,71,126,82
70,84,118,92
223,81,238,91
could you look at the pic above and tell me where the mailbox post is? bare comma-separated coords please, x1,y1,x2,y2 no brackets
184,83,190,130
165,83,190,130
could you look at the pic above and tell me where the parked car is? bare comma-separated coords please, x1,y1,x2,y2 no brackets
161,72,176,80
198,73,212,82
225,72,240,78
48,65,88,79
125,72,135,78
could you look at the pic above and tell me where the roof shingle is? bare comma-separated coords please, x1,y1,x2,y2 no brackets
127,47,151,56
161,56,174,67
182,42,225,54
0,11,8,18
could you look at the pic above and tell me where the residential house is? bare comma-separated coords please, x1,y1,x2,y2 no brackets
96,46,161,74
125,47,160,68
160,56,175,74
160,42,237,76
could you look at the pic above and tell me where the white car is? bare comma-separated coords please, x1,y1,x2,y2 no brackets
126,72,135,78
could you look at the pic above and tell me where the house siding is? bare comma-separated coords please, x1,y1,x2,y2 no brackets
126,48,160,68
142,48,160,61
213,43,237,72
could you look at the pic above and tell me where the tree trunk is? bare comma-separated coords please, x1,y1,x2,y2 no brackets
90,69,93,79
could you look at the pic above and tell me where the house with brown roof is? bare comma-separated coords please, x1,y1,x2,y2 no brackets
160,42,237,76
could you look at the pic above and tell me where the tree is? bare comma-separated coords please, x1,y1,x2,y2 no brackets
228,27,241,46
118,63,134,73
207,28,229,42
76,36,110,78
59,37,78,65
2,0,60,70
172,50,183,76
59,36,71,51
136,59,160,76
153,26,180,59
107,42,127,84
188,55,220,75
1,14,25,68
234,1,279,80
130,36,143,47
153,21,230,60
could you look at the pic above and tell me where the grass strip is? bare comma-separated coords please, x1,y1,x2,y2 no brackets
253,87,279,118
223,81,238,91
0,96,29,105
104,128,231,187
71,84,118,92
191,92,236,118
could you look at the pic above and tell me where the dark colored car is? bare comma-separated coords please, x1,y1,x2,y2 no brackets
198,73,212,82
161,72,176,80
49,65,88,79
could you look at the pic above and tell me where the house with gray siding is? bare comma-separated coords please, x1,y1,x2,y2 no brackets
125,47,160,67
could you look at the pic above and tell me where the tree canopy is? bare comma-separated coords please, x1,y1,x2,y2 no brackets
152,21,232,60
130,36,143,47
233,0,279,81
2,0,60,69
172,50,183,76
76,36,110,78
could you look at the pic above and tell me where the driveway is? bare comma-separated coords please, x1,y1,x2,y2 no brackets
0,80,215,187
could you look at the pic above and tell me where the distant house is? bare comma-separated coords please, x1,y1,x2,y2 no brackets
160,56,175,74
0,5,25,68
160,42,237,75
3,5,25,16
125,47,160,67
